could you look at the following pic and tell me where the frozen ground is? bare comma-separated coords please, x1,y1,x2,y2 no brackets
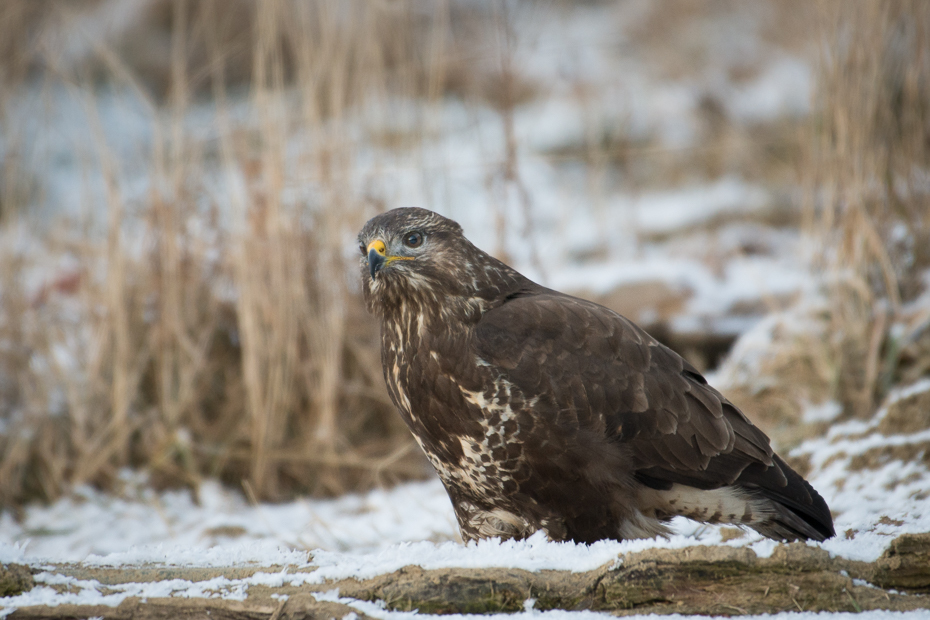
2,1,929,618
2,361,928,563
3,377,930,614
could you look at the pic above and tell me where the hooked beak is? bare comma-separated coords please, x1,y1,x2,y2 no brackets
366,238,415,279
368,239,387,279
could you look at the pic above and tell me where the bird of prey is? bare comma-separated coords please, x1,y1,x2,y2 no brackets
358,207,834,544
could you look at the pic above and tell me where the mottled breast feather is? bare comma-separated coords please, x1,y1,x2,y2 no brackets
358,207,835,544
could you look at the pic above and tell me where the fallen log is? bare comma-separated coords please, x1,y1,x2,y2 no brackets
4,533,929,618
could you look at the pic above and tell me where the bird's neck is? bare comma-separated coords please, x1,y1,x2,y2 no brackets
374,257,534,330
372,254,537,435
376,288,484,339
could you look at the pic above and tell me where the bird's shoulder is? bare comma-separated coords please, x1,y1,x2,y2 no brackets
474,288,667,386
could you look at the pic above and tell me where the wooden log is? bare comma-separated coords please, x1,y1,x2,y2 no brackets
5,533,930,618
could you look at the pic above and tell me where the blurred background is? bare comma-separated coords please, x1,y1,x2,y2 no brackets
0,0,928,515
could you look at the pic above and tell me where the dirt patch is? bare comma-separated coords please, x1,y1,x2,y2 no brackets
877,388,930,435
848,442,930,474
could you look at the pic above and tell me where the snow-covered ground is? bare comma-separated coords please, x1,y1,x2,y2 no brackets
2,1,929,617
3,377,930,614
2,361,928,565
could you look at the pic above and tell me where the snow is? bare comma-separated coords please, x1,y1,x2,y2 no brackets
81,543,309,570
790,379,930,562
2,572,251,611
725,55,814,123
304,528,784,584
2,413,924,570
885,377,930,407
802,400,843,424
2,1,928,618
0,475,773,571
0,476,456,564
0,504,879,615
630,177,770,235
5,355,927,616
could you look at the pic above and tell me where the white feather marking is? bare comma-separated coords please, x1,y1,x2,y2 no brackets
642,484,772,525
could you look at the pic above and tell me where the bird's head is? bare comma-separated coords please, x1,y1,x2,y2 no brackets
358,207,461,279
357,207,523,318
358,208,464,305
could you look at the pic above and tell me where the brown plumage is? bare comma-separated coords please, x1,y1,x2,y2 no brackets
358,207,835,544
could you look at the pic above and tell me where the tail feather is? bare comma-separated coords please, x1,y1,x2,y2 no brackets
738,455,835,542
638,455,835,542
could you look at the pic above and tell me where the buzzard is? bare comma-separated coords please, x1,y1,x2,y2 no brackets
358,207,834,544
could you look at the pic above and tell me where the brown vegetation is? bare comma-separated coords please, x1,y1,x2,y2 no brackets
0,0,928,510
0,0,570,508
717,0,930,449
808,0,930,416
0,0,463,506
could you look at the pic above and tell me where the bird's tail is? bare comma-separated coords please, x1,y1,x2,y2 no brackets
643,455,835,542
736,455,835,542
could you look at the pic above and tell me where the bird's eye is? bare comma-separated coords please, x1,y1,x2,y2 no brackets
359,243,366,256
403,231,424,248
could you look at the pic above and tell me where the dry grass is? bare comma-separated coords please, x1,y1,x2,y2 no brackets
718,0,930,447
1,0,928,508
806,0,930,417
612,0,819,191
0,0,568,508
0,0,482,507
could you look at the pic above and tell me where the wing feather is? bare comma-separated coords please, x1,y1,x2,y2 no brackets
474,290,833,541
476,293,778,489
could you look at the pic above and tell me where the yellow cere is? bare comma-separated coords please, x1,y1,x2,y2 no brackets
368,239,387,256
368,238,415,263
